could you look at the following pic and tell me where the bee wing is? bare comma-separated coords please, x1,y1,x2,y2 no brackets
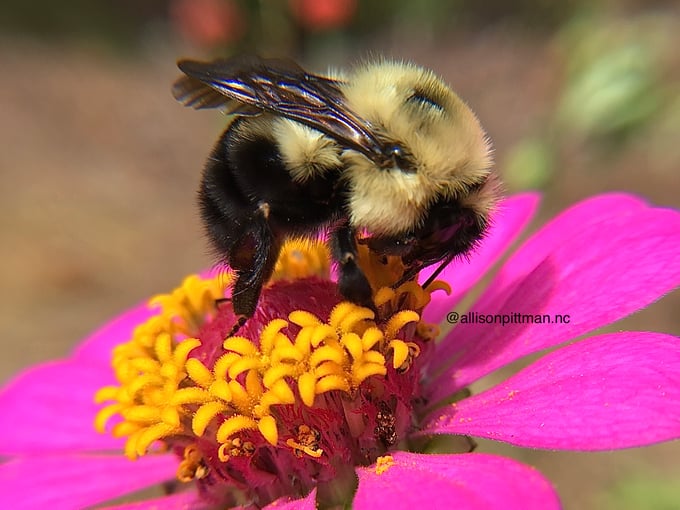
173,56,386,163
173,69,261,116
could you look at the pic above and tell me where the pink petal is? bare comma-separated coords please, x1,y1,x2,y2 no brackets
458,193,649,302
423,193,540,323
264,488,317,509
101,491,202,510
422,332,680,450
0,453,179,510
0,359,122,455
428,194,680,400
353,451,560,510
74,301,154,363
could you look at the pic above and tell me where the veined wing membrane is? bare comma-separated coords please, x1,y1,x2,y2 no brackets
173,56,387,164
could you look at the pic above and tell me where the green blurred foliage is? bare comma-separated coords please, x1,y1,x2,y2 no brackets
556,12,671,144
644,91,680,170
598,476,680,510
504,8,678,191
503,138,555,190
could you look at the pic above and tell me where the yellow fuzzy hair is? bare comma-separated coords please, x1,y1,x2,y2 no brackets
339,60,493,235
228,59,494,237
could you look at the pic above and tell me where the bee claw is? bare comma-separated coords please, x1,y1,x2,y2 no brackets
227,315,248,338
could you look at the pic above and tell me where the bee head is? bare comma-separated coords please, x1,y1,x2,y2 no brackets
339,60,493,237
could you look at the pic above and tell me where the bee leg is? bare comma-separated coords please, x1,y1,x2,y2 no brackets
332,224,376,313
390,254,452,291
419,254,455,290
226,316,248,338
390,263,423,290
227,204,281,336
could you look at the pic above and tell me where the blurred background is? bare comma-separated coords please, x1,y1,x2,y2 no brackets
1,1,679,508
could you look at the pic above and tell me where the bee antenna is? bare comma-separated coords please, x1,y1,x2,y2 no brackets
390,263,423,290
420,254,455,291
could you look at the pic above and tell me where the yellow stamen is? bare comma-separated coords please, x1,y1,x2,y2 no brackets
286,424,323,458
112,421,140,438
94,239,448,472
353,363,387,382
94,403,122,433
185,358,214,388
316,373,351,394
375,455,395,475
216,415,258,443
208,379,232,401
217,437,255,462
223,336,259,357
362,350,386,365
192,401,228,436
389,340,410,370
271,239,331,281
177,445,209,482
425,280,452,294
416,321,440,341
384,310,420,340
134,422,180,458
148,274,230,335
260,319,289,354
354,244,407,291
170,387,213,405
373,287,397,308
96,299,424,461
258,415,279,445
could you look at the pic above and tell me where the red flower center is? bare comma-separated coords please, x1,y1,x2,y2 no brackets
95,242,446,507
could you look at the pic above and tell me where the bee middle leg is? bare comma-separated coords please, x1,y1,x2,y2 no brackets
227,203,281,336
331,223,376,313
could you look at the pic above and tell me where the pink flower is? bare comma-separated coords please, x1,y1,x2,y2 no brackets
288,0,357,31
1,193,679,509
170,0,246,48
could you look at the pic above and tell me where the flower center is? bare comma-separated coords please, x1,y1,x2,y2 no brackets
95,240,448,507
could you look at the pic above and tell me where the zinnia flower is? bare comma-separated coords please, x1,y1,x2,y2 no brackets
1,192,679,509
288,0,357,31
170,0,246,48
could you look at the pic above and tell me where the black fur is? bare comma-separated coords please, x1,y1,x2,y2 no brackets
199,120,343,319
366,196,487,288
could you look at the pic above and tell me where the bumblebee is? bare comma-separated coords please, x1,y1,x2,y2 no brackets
173,56,495,328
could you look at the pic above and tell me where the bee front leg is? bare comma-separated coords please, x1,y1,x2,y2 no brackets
331,223,376,313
